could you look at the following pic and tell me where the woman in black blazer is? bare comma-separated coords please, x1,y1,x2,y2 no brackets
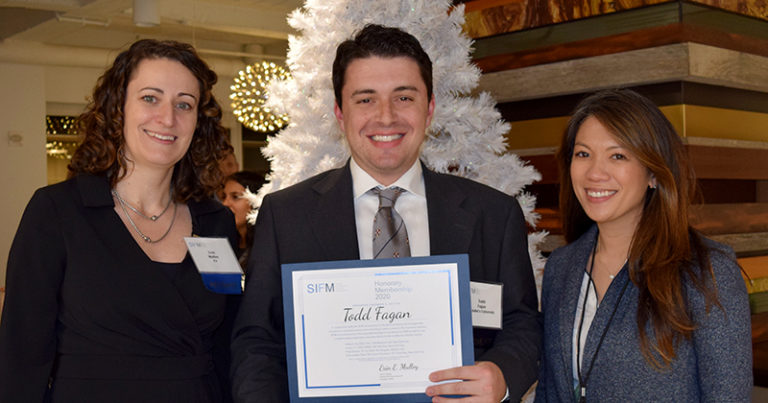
0,39,238,402
535,89,752,401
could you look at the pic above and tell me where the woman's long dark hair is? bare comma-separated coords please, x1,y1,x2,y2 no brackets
558,88,722,367
68,39,230,202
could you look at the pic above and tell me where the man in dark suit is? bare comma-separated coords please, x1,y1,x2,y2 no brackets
231,24,541,402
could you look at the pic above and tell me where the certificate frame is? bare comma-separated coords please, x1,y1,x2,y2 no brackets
281,254,474,402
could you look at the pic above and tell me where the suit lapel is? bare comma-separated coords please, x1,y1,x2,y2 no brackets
423,168,475,256
308,163,360,261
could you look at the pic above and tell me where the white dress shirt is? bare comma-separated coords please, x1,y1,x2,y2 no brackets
350,158,430,259
572,272,598,392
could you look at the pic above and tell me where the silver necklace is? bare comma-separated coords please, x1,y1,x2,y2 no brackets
112,189,178,243
111,188,173,221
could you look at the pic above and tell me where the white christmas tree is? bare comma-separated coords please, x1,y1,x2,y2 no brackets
244,0,547,291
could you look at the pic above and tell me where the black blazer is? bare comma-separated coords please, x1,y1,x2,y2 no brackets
231,162,541,402
0,174,239,403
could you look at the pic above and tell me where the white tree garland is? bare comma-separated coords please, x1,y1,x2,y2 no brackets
243,0,547,294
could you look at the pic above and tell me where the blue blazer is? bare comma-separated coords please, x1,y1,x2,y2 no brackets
535,225,752,402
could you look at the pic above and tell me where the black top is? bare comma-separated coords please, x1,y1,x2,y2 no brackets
0,174,239,403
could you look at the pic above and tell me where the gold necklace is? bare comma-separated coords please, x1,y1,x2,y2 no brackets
112,189,177,243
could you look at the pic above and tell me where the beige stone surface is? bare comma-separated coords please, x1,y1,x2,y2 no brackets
479,43,768,102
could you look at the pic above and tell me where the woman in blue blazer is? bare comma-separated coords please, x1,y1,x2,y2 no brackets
535,89,752,402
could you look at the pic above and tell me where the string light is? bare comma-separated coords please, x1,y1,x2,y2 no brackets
46,115,78,135
46,140,78,159
230,61,291,133
46,115,79,159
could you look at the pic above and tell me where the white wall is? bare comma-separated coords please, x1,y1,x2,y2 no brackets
0,63,47,287
46,65,105,105
213,76,243,166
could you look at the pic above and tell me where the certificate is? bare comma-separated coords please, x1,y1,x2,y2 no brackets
281,254,474,402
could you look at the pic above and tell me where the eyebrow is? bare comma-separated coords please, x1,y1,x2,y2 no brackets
574,141,625,151
141,87,198,100
350,89,375,97
394,85,419,92
350,86,420,97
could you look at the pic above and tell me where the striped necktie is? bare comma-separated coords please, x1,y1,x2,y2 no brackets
371,187,410,259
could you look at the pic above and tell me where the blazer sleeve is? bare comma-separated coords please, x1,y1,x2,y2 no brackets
230,195,289,402
0,189,66,403
478,197,542,400
690,247,752,401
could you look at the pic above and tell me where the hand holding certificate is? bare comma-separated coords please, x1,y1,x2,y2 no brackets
426,361,508,401
281,255,474,402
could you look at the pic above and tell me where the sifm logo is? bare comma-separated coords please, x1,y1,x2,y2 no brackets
306,282,335,294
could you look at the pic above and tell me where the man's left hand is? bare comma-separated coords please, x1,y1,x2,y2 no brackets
425,361,506,402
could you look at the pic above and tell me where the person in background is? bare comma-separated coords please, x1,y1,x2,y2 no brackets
219,147,239,179
535,88,752,402
0,39,238,403
219,171,265,266
231,24,541,403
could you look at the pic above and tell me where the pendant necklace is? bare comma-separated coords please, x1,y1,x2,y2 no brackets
112,189,177,243
608,259,628,280
112,188,173,221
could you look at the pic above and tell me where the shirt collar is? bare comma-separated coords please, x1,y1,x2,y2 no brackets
350,158,425,199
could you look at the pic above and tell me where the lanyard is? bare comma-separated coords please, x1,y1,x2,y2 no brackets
575,234,630,403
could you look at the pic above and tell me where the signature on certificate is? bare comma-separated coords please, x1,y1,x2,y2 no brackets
379,362,419,372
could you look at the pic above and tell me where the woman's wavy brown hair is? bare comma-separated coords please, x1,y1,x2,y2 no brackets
68,39,231,202
557,88,722,367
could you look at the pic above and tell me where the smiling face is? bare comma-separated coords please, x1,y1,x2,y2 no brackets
122,57,199,171
570,116,656,233
334,56,435,185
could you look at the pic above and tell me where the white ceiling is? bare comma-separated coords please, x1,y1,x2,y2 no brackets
0,0,305,63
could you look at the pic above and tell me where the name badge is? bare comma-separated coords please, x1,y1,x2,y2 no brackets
470,281,503,329
184,237,243,294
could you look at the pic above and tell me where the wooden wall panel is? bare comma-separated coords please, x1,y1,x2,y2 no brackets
741,255,768,280
690,204,768,235
479,42,768,102
475,23,768,74
462,0,768,39
689,0,768,22
462,0,671,38
687,145,768,180
520,155,559,184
